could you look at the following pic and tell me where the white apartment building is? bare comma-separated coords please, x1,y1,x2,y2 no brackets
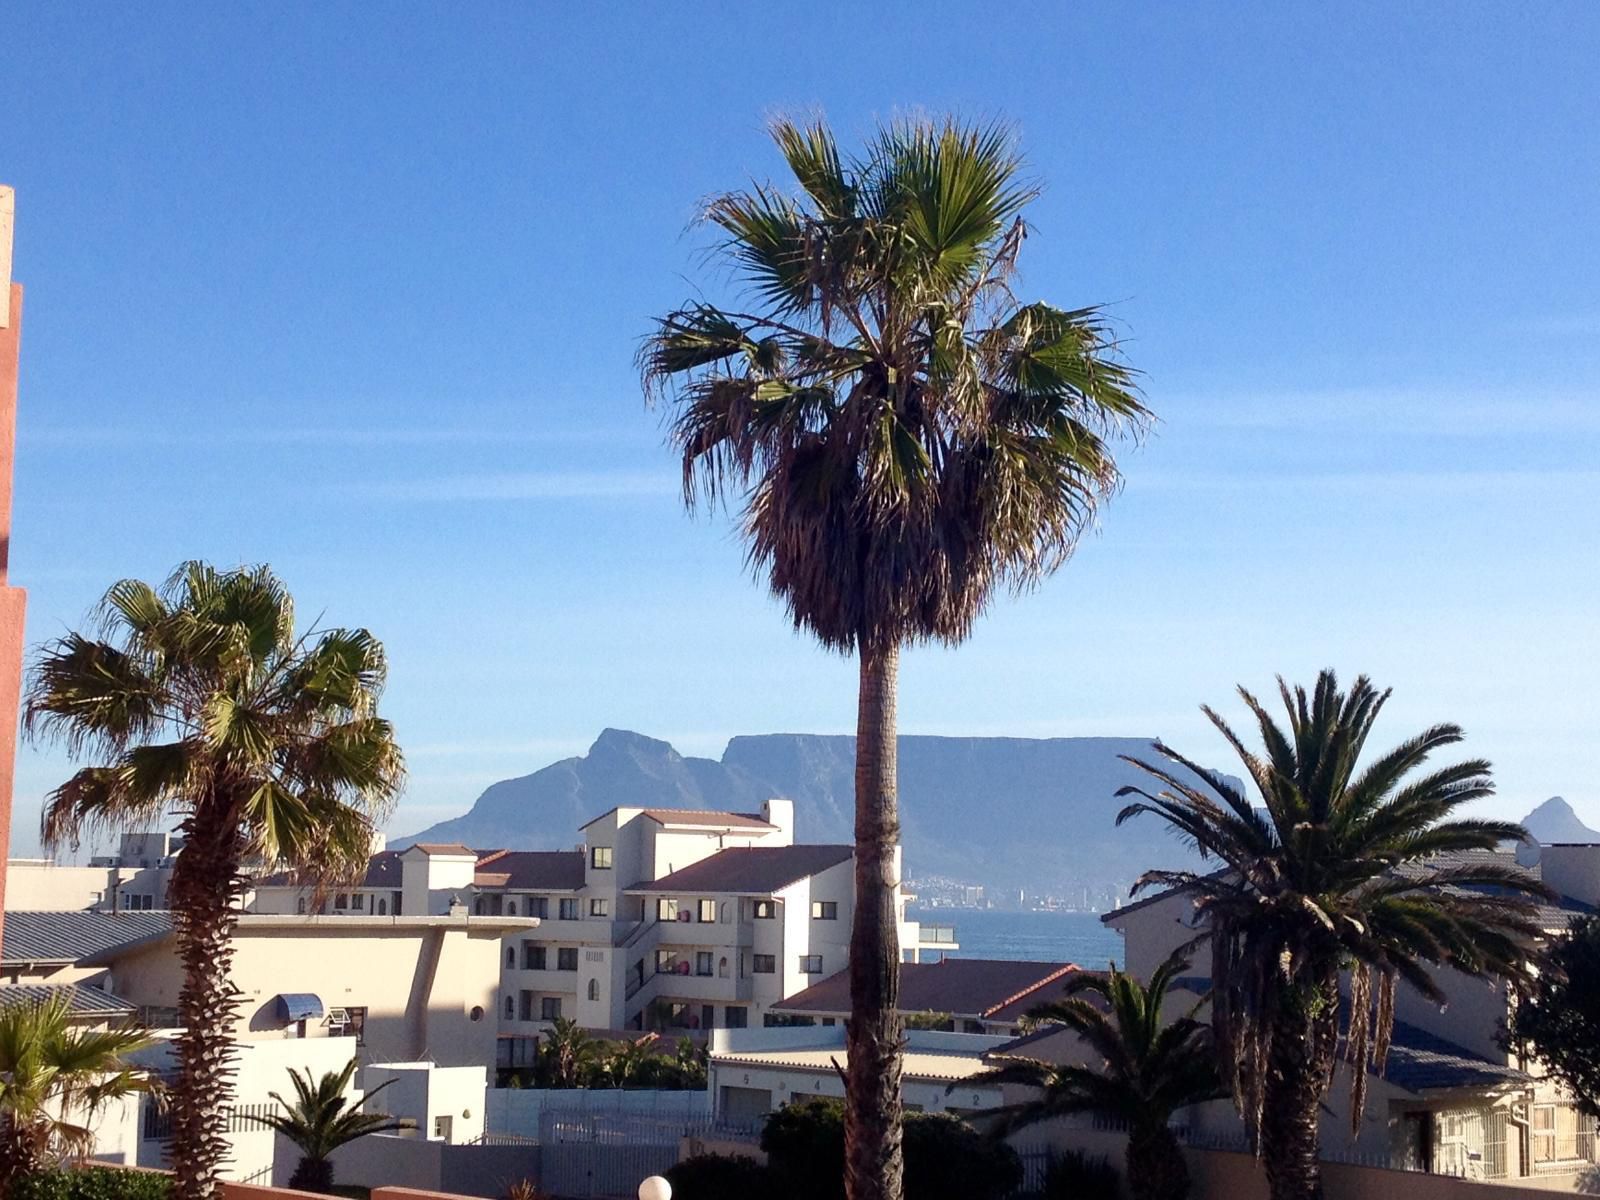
248,800,955,1074
5,831,184,913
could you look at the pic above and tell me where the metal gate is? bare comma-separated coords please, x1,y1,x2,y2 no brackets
537,1114,684,1199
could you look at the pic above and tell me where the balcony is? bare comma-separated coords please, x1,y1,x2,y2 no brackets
653,917,755,948
918,924,958,947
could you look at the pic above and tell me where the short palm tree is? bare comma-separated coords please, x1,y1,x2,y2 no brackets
0,995,156,1188
253,1059,405,1193
964,956,1222,1200
25,563,406,1200
642,115,1151,1200
602,1033,660,1087
1116,671,1547,1200
535,1018,599,1089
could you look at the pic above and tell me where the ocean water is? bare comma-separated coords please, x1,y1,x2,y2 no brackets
909,907,1123,969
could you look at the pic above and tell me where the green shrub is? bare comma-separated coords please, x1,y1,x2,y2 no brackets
664,1153,775,1200
1042,1150,1121,1200
760,1100,1022,1200
12,1168,172,1200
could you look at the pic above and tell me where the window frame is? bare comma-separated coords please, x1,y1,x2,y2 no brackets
698,899,717,923
811,900,838,920
591,846,613,870
556,947,579,972
752,954,776,974
799,954,823,974
590,898,610,918
752,899,776,920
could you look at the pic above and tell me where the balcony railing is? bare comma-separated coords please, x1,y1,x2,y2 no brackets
919,925,958,944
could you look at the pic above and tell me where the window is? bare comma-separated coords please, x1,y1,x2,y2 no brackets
377,899,387,915
506,901,516,916
591,846,613,870
541,996,562,1021
505,947,515,968
590,898,610,918
656,949,682,974
752,900,776,919
557,947,579,971
799,955,823,974
753,954,776,974
656,899,678,922
519,990,534,1021
558,898,579,921
718,956,729,978
725,1006,748,1029
698,899,717,923
528,897,549,920
811,901,837,920
522,943,547,971
701,1004,715,1030
695,951,714,977
587,978,600,1002
335,894,349,910
350,893,364,911
332,1006,367,1044
504,996,515,1021
1532,1104,1591,1163
296,898,307,915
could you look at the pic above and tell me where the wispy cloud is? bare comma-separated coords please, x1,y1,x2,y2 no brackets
1171,389,1600,436
347,470,679,502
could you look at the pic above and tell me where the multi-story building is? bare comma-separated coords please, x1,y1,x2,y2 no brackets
5,831,185,913
249,800,957,1072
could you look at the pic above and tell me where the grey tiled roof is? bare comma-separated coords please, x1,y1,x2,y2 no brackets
1378,1022,1529,1093
627,845,853,895
1,911,173,965
0,983,139,1016
776,958,1081,1021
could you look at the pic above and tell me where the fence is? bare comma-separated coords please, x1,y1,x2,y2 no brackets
487,1086,711,1140
535,1113,753,1200
142,1101,278,1143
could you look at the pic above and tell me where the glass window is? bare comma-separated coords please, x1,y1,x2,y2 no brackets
504,996,515,1021
698,899,717,923
529,897,549,919
522,943,546,971
377,899,387,915
590,898,610,918
591,846,613,870
656,949,681,974
725,1006,748,1029
351,894,364,911
753,954,776,974
506,901,516,916
334,894,349,910
656,898,678,922
752,900,776,919
587,978,600,1002
799,955,823,974
558,898,579,921
811,901,838,920
296,898,307,915
557,947,579,971
519,991,534,1021
505,947,515,968
541,996,562,1021
346,1007,366,1045
695,951,714,976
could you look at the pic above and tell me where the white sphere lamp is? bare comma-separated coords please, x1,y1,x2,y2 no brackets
638,1177,672,1200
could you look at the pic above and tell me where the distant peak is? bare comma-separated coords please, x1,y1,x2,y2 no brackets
1526,796,1574,816
589,728,677,758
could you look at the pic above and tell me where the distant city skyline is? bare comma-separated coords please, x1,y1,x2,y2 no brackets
8,4,1598,851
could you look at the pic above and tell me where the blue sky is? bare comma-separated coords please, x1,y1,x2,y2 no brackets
7,3,1598,851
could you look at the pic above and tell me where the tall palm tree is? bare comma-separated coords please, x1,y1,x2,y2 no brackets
1115,671,1547,1200
963,956,1222,1200
252,1059,405,1193
642,115,1151,1200
0,995,156,1189
25,563,405,1200
535,1017,599,1088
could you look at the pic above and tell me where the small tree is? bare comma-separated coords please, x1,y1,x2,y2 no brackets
1509,914,1600,1114
534,1018,600,1088
0,996,155,1188
253,1059,404,1193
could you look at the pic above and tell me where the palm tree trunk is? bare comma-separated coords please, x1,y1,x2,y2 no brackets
1126,1122,1190,1200
1259,999,1336,1200
166,806,246,1200
845,639,903,1200
289,1156,335,1194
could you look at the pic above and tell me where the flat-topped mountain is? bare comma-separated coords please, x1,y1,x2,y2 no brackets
395,729,1232,893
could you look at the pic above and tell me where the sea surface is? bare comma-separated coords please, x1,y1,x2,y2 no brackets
908,907,1123,968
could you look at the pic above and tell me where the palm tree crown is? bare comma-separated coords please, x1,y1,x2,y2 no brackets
25,563,405,1200
0,995,155,1186
1116,671,1547,1200
964,957,1221,1200
255,1059,405,1193
643,116,1151,653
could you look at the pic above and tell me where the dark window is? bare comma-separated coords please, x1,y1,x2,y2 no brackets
557,947,579,971
752,900,776,919
558,898,579,921
377,899,387,915
296,898,307,915
529,897,549,919
753,954,776,974
725,1006,748,1029
698,899,717,923
591,846,613,870
505,947,515,968
334,894,349,911
350,894,364,911
590,898,610,918
541,996,562,1021
346,1007,366,1044
523,943,547,971
587,978,600,1002
520,991,534,1021
701,1004,715,1030
506,901,516,916
504,996,515,1021
695,951,714,977
811,901,837,920
799,955,823,974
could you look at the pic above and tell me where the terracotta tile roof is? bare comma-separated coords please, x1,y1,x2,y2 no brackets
640,809,775,830
775,958,1081,1022
627,845,852,895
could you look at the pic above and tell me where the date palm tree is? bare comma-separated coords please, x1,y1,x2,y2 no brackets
1115,671,1547,1200
535,1017,600,1088
963,956,1222,1200
25,563,405,1200
253,1059,405,1193
0,995,156,1188
642,115,1150,1200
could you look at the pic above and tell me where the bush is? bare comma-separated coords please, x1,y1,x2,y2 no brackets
1042,1150,1121,1200
664,1153,775,1200
11,1169,172,1200
760,1100,1022,1200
